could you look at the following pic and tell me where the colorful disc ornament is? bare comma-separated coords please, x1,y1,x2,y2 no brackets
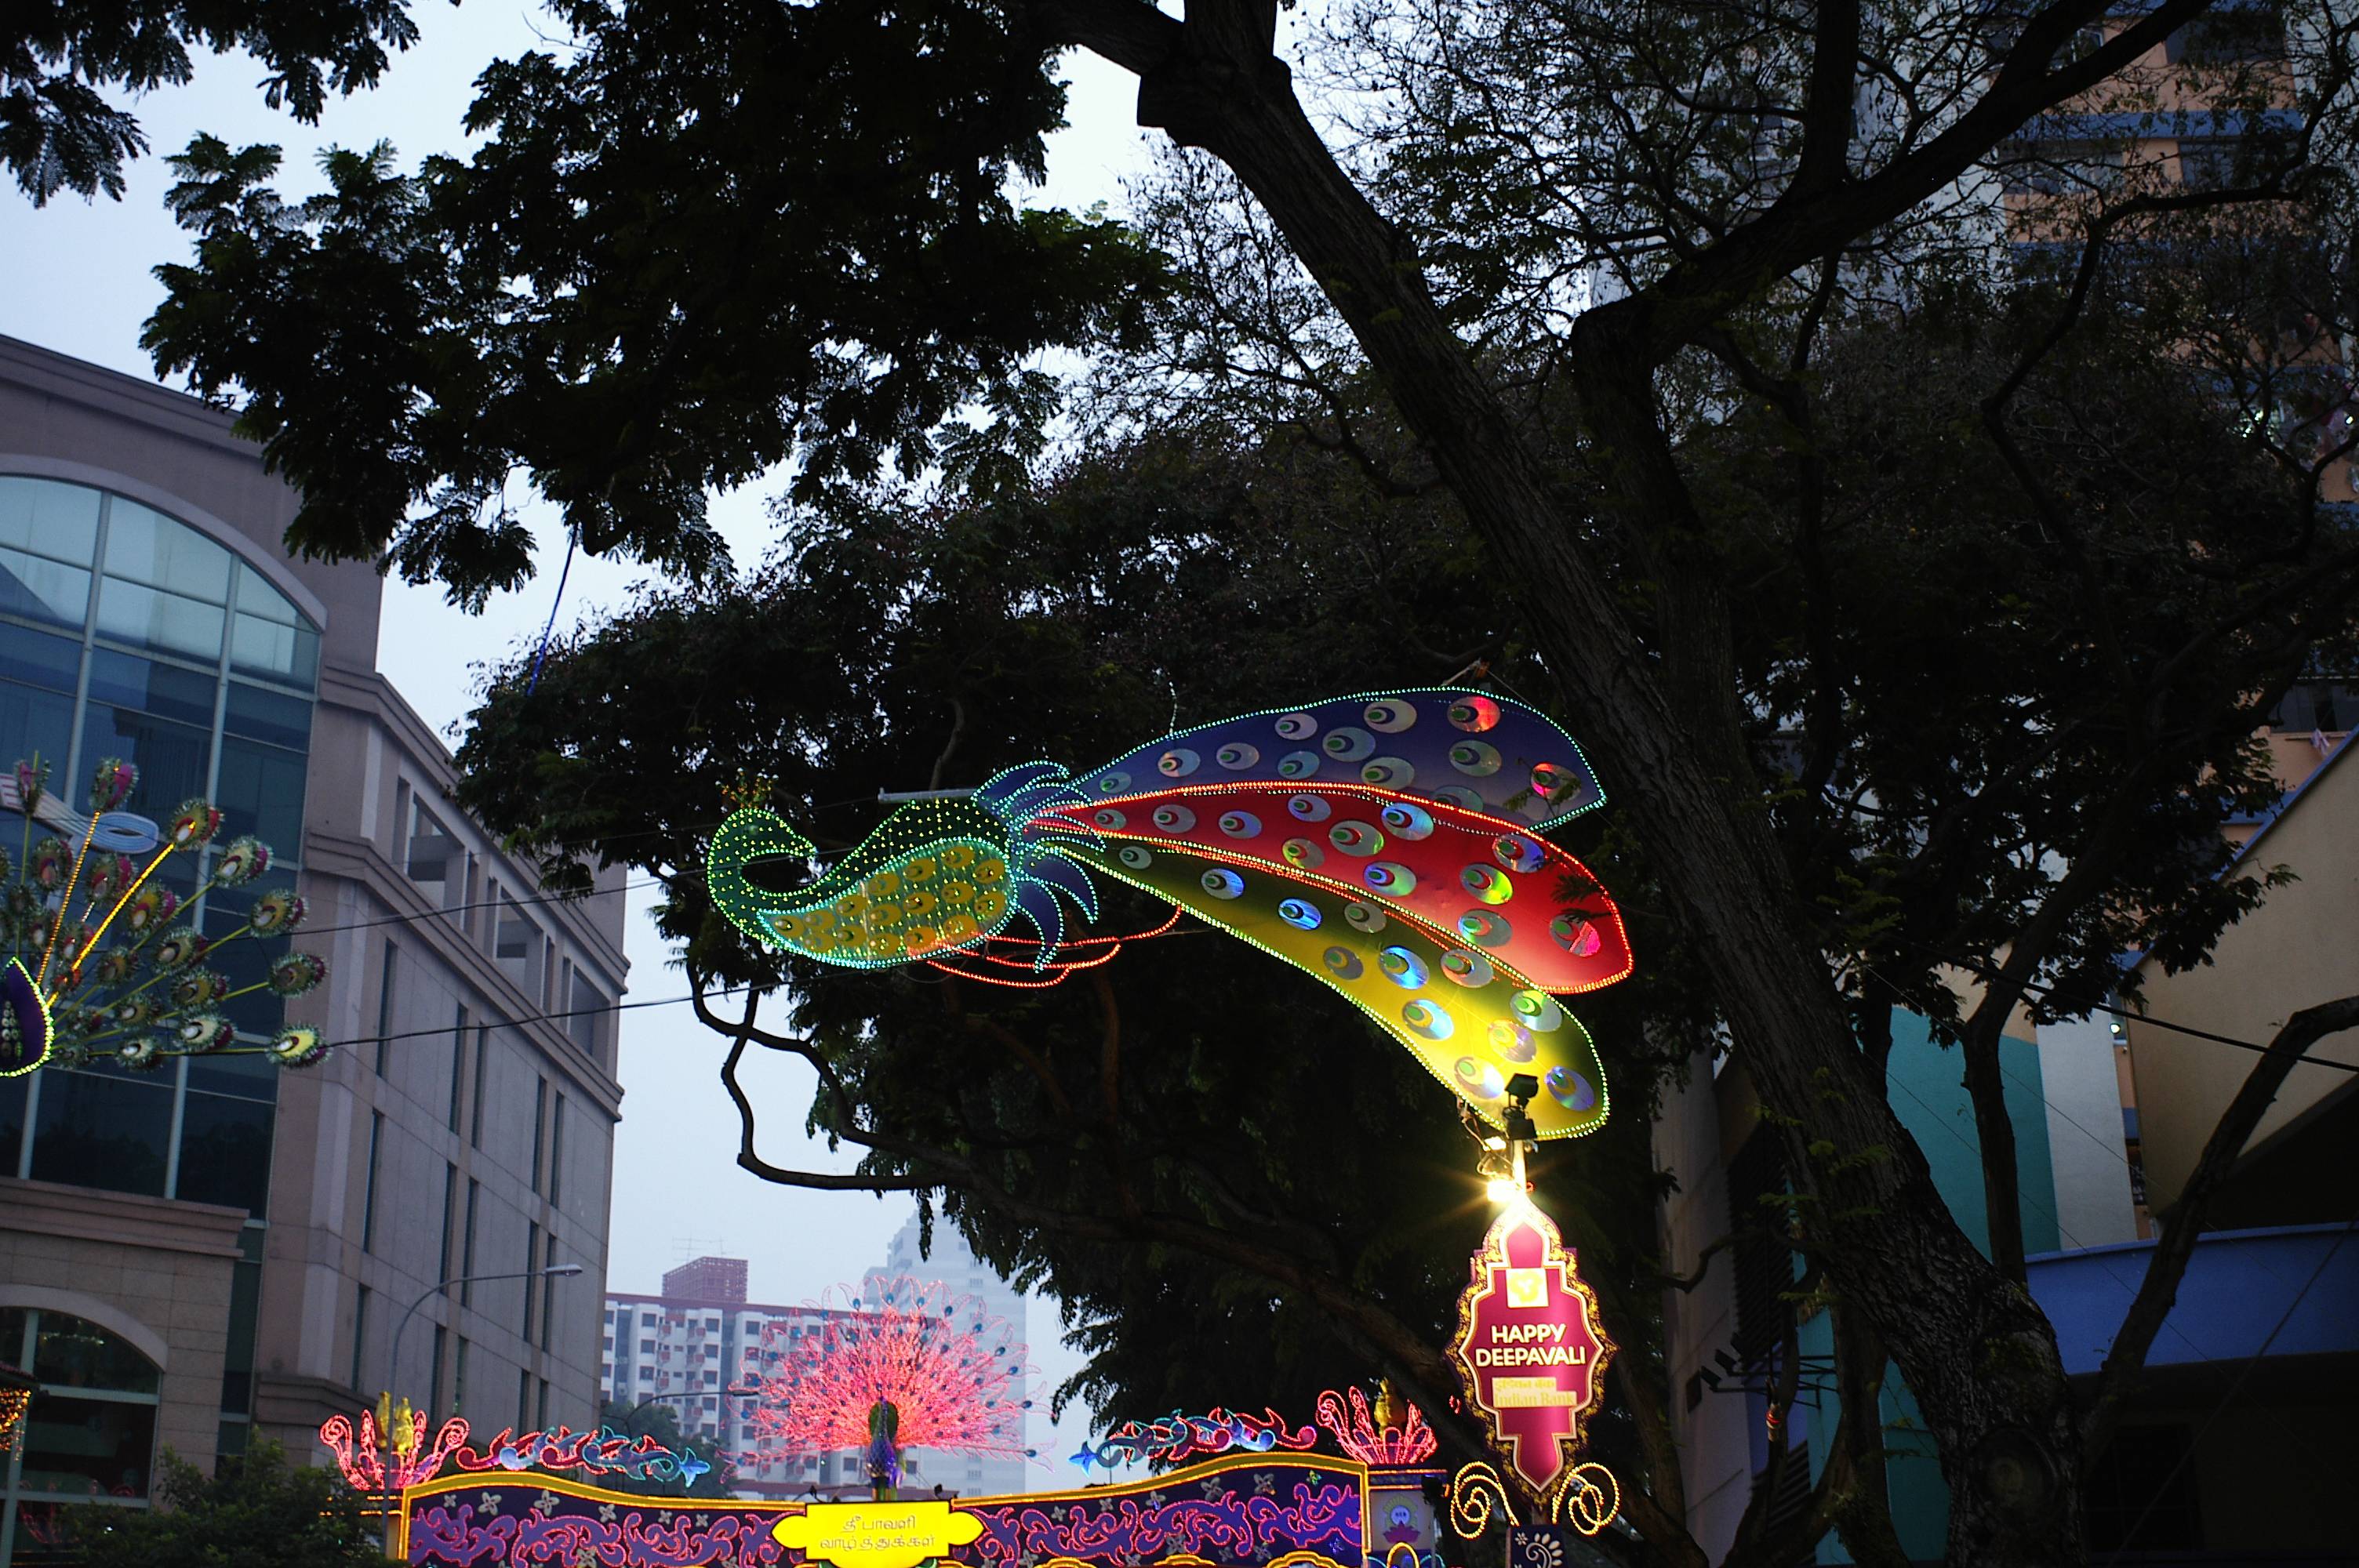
707,690,1629,1137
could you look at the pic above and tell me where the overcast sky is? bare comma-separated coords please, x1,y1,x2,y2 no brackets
0,5,1164,1487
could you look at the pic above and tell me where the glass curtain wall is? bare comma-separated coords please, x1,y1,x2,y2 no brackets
0,475,318,1477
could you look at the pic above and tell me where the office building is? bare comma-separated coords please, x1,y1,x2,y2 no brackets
0,336,629,1563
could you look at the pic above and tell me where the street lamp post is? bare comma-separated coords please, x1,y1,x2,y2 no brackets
380,1262,585,1555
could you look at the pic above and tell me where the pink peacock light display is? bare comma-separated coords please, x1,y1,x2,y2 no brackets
732,1276,1035,1491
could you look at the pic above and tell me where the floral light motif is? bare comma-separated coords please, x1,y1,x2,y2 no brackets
1315,1385,1436,1468
733,1276,1035,1475
320,1403,471,1493
0,754,333,1076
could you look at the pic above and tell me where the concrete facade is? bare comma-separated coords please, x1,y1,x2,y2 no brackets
2123,735,2359,1221
0,334,629,1558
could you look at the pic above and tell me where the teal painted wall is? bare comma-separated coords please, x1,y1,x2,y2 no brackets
1808,1010,2059,1563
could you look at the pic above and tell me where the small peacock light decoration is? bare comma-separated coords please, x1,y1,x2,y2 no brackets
1,753,332,1078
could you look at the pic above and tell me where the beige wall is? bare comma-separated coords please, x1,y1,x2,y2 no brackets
0,1177,247,1475
2125,742,2359,1213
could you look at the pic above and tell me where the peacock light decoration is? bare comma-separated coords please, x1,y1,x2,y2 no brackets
1,754,332,1077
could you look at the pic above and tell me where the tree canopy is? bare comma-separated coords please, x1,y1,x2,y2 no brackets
131,0,2359,1563
5,0,424,203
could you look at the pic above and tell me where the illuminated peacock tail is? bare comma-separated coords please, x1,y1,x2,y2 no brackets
706,691,1630,1135
1,754,335,1077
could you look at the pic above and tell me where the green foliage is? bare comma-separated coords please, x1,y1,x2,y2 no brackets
140,0,1169,608
3,0,420,204
60,1439,380,1567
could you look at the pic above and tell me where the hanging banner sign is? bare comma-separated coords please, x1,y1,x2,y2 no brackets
1448,1203,1613,1512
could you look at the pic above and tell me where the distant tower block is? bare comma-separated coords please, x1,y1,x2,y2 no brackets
663,1255,749,1304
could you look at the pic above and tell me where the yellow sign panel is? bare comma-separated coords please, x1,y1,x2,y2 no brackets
772,1501,986,1568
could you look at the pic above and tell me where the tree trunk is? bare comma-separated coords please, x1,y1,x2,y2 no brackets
1121,32,2085,1566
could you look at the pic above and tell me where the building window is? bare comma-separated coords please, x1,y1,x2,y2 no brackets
549,1094,565,1208
540,1236,559,1352
524,1223,541,1341
530,1079,547,1195
517,1370,532,1433
471,1023,491,1148
351,1287,371,1393
0,1306,165,1548
428,1325,447,1423
568,973,605,1058
375,941,398,1077
361,1110,384,1254
536,1379,550,1432
438,1162,459,1282
639,1340,654,1355
454,1338,470,1417
461,1181,480,1308
448,1004,468,1133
